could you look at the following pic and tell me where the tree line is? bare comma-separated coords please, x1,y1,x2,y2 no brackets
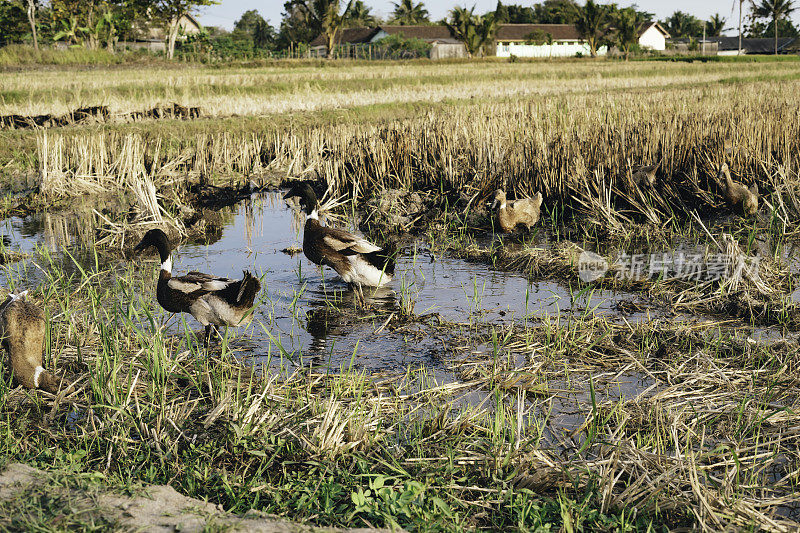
0,0,797,59
0,0,218,58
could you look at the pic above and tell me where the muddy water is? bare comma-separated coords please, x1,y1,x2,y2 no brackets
0,192,671,376
4,190,764,445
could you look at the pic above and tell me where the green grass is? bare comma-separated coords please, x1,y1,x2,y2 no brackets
0,44,132,67
1,238,797,529
0,57,799,531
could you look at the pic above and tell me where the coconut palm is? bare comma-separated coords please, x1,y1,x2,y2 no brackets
391,0,429,25
446,6,498,58
613,7,638,60
347,0,377,26
663,11,703,38
289,0,355,57
322,0,354,55
572,0,611,57
707,13,727,36
751,0,796,54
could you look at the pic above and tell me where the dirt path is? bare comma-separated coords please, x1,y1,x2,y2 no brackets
0,463,392,532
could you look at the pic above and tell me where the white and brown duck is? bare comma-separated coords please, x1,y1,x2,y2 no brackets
283,183,394,295
631,161,660,189
719,163,758,216
134,229,261,345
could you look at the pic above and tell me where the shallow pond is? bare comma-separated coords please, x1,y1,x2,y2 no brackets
3,190,794,446
0,191,681,375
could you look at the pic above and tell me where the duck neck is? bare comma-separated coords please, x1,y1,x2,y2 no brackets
722,167,734,188
304,190,319,221
154,241,172,276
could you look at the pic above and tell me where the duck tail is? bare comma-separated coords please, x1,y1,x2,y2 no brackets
365,240,397,276
236,271,261,308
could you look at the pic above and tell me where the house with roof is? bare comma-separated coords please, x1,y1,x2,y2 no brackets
668,36,796,55
309,25,466,59
117,14,202,52
637,22,670,51
311,22,673,60
713,36,796,55
494,24,603,57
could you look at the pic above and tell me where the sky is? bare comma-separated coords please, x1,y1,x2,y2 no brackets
196,0,800,34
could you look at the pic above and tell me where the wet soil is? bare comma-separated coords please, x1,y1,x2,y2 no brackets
0,103,201,130
0,189,795,439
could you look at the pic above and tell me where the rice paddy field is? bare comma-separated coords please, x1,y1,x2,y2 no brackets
1,56,800,531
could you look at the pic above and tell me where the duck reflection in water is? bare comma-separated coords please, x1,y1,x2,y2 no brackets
304,284,397,356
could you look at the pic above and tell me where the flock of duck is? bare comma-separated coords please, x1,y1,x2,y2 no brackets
0,162,759,394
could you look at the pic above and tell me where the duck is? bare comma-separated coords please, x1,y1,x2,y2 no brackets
134,229,261,345
282,183,394,295
719,163,758,216
631,161,660,189
0,291,68,393
490,189,543,233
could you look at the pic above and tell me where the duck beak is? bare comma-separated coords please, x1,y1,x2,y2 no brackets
490,199,498,210
133,240,147,254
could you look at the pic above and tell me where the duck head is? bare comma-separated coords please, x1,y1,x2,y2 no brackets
283,183,319,216
134,228,172,271
490,189,507,210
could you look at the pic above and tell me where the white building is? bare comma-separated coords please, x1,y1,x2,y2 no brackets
494,24,606,58
637,22,670,51
310,25,468,59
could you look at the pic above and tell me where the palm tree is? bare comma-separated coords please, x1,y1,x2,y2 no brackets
613,7,638,60
290,0,355,57
346,0,377,26
446,6,497,58
732,0,745,54
707,13,726,36
572,0,611,57
751,0,796,54
663,11,703,38
322,0,354,56
391,0,429,25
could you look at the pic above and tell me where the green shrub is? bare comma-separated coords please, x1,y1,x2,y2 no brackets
373,33,432,59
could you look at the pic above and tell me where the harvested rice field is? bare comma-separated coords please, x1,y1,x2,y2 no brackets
1,57,799,531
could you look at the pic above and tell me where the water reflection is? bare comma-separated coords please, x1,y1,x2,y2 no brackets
2,191,678,375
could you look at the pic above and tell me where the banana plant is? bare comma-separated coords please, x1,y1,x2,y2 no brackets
53,16,89,46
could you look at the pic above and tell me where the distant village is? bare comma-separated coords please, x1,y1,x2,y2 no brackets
1,0,798,60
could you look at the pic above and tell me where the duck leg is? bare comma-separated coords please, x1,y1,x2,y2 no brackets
351,283,366,308
204,325,213,347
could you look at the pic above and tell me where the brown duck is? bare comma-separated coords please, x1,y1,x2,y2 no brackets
719,163,758,216
0,292,67,393
631,161,660,189
490,189,543,232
